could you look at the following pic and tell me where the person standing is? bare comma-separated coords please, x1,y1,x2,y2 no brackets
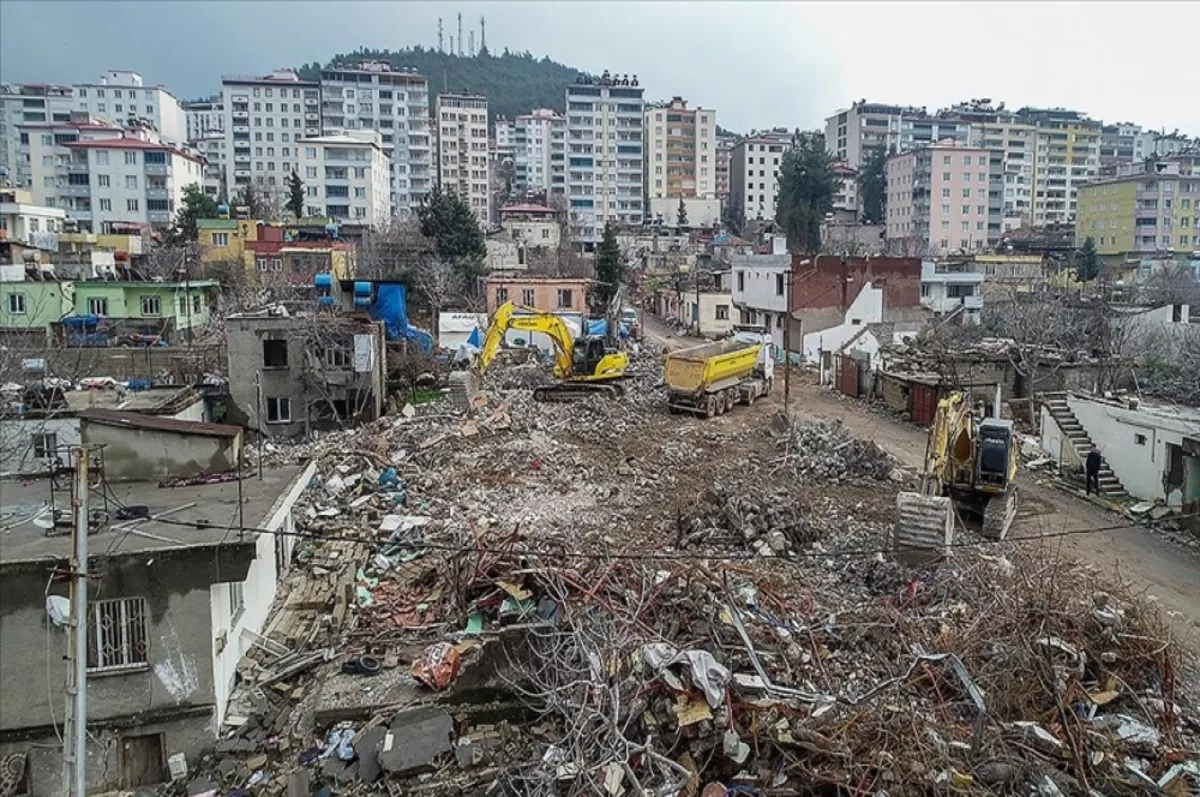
1085,446,1102,496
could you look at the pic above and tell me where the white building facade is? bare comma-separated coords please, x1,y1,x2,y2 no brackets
221,71,321,199
0,84,76,187
435,93,491,223
72,71,185,145
184,99,225,141
61,137,204,230
729,131,791,226
19,118,126,209
298,131,392,228
194,134,226,198
565,73,645,248
644,97,717,203
319,62,432,218
512,108,565,193
730,247,792,351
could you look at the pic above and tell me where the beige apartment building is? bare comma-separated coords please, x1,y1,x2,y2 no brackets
643,97,716,200
435,92,490,224
886,141,1000,255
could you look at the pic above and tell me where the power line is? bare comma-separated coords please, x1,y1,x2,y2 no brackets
135,508,1198,566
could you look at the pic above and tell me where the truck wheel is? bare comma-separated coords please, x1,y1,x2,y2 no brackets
705,396,717,418
745,390,755,407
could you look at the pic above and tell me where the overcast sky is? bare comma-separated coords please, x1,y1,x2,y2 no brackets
2,1,1197,136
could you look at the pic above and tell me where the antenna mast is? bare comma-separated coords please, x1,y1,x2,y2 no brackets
437,18,443,52
457,13,463,57
469,32,475,57
480,16,487,51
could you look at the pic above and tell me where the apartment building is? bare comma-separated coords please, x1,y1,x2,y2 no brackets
183,98,225,141
728,130,791,225
297,130,392,228
435,93,491,224
58,137,203,230
18,116,125,208
643,97,717,200
193,134,226,198
886,141,1000,255
0,83,76,186
221,70,321,198
831,162,859,223
319,61,432,217
494,117,515,159
510,108,565,192
824,101,967,168
1075,156,1200,257
1016,107,1100,225
72,71,186,145
715,137,735,204
1100,123,1196,167
565,72,645,247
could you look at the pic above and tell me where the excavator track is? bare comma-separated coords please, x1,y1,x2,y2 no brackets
981,487,1018,541
533,382,625,403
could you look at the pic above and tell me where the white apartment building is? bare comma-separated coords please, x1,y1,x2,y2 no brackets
72,71,186,145
729,130,791,225
193,134,226,198
494,117,515,159
644,97,717,202
0,84,76,186
298,131,391,228
319,62,432,218
435,93,491,224
184,99,225,141
0,186,67,247
565,73,645,247
1100,123,1195,168
18,117,125,208
824,101,967,168
512,108,565,192
60,137,204,230
221,71,321,199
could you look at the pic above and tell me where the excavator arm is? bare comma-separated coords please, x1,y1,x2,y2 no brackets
476,301,577,380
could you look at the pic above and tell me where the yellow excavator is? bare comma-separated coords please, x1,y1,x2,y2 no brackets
449,301,629,403
897,391,1019,543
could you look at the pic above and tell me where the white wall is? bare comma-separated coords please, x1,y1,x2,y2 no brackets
678,291,733,337
0,416,81,475
210,460,315,727
1066,397,1198,505
802,281,884,363
648,197,721,228
731,254,790,314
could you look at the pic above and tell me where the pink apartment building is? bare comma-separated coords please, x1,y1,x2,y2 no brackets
885,141,1001,255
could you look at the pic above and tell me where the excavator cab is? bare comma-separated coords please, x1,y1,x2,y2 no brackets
573,336,608,377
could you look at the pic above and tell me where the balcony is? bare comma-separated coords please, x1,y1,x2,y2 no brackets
60,185,90,197
233,125,249,134
148,210,171,224
232,109,249,120
234,169,251,178
145,163,168,176
305,112,318,121
234,154,250,164
59,162,89,174
146,187,169,200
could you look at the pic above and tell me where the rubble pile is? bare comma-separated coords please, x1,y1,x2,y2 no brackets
194,355,1196,797
775,417,897,482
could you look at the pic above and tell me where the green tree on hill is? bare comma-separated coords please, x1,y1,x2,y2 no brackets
593,222,623,311
775,133,840,254
286,171,305,220
416,187,487,283
168,183,219,244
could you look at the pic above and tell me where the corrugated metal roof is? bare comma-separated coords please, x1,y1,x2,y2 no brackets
78,409,241,438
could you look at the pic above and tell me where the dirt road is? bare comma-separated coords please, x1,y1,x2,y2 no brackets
642,313,1200,663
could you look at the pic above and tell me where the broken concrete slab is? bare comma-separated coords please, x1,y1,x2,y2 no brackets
354,726,388,783
286,767,310,797
186,777,217,796
378,706,454,776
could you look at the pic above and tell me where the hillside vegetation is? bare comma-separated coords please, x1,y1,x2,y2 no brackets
296,47,585,124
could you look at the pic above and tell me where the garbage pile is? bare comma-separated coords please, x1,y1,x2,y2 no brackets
191,354,1196,797
775,417,898,482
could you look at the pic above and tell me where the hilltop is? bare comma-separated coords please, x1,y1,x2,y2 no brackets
296,47,586,124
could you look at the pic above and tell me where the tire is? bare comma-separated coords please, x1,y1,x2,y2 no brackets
705,396,717,418
745,390,755,408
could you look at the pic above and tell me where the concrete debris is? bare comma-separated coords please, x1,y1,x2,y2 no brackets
192,344,1196,797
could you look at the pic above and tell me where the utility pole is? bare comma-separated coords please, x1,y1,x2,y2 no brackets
783,263,791,413
61,447,90,797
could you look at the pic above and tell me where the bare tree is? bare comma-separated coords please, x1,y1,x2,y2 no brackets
356,219,434,281
415,258,463,322
1141,264,1200,308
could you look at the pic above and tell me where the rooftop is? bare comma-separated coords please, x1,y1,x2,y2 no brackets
64,386,201,415
0,465,303,565
500,203,555,214
64,138,203,163
77,408,240,438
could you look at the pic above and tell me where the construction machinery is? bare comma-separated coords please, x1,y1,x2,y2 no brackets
896,391,1019,544
449,301,629,403
664,330,774,417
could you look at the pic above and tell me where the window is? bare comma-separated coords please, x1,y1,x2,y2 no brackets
737,271,745,292
126,199,139,212
212,232,229,247
222,580,246,625
305,166,317,178
715,304,730,320
942,188,950,198
262,339,289,367
521,288,535,305
943,155,952,165
495,287,509,303
97,174,110,187
962,189,971,199
87,297,108,316
305,147,317,158
942,172,951,181
7,293,26,314
775,273,785,296
99,198,112,211
33,431,57,460
140,296,161,316
266,397,292,424
1134,433,1147,446
124,151,137,165
87,598,149,672
557,289,573,308
125,175,138,189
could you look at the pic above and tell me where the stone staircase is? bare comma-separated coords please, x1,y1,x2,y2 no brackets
1041,392,1129,500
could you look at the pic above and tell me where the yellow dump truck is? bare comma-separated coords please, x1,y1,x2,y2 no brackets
664,332,775,417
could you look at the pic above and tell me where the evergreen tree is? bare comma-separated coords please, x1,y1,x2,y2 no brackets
593,222,623,311
676,197,689,228
286,171,305,220
858,146,889,225
167,183,219,244
416,187,486,281
775,133,840,253
1078,237,1100,282
234,183,266,221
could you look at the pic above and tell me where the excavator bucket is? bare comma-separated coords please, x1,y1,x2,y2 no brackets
448,370,479,411
893,492,953,565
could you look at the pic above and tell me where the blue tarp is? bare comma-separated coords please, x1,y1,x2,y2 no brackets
467,327,482,348
370,283,410,341
585,319,629,339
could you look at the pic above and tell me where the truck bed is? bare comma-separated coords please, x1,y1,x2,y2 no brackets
665,340,761,394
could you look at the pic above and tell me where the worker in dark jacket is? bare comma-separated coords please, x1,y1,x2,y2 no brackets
1085,446,1102,495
